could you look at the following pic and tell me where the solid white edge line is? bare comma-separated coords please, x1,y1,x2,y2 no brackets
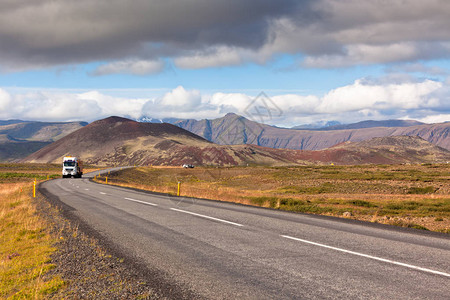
281,235,450,278
124,197,158,206
170,208,243,227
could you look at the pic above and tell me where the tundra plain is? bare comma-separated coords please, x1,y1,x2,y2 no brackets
100,163,450,233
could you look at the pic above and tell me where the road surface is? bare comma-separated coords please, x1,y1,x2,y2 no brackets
40,169,450,299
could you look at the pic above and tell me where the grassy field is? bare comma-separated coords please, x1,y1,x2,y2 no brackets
1,162,446,298
0,163,159,299
99,164,450,233
0,164,64,299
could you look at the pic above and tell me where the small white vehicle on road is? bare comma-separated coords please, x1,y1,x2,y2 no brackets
62,156,83,178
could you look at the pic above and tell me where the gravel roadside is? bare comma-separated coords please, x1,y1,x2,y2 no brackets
37,184,201,299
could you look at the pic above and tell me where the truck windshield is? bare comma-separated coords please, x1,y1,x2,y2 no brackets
64,161,76,167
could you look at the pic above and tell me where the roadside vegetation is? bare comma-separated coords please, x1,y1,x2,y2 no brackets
1,163,159,299
99,164,450,233
0,163,64,299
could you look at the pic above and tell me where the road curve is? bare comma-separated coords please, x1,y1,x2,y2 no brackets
40,169,450,299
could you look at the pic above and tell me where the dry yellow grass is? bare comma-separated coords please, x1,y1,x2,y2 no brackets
99,165,450,233
0,180,64,298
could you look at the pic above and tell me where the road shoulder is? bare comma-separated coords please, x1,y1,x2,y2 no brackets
38,182,201,299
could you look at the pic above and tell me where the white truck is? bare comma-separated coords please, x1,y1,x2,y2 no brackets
62,156,83,178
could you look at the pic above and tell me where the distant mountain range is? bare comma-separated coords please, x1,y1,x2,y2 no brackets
291,120,341,130
317,119,425,131
2,114,450,164
24,116,450,166
138,115,425,131
0,120,28,126
135,116,184,124
165,113,449,151
0,120,87,161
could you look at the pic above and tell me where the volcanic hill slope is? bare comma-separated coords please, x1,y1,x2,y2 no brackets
0,120,86,161
24,116,450,166
306,136,450,164
24,116,294,166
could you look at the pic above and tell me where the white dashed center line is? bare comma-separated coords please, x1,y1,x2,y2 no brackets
281,235,450,278
124,197,158,206
99,192,107,195
170,208,243,227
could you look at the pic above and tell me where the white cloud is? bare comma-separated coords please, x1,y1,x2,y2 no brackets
209,92,252,113
387,63,448,76
272,94,320,115
141,86,219,119
0,89,147,122
7,91,102,121
1,78,449,125
418,114,450,124
174,47,245,69
303,43,421,68
158,86,202,110
0,89,12,118
317,79,442,113
77,91,147,119
92,59,165,76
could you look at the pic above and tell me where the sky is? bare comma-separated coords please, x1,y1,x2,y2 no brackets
0,0,449,128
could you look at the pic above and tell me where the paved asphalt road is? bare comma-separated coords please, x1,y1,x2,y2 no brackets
40,169,450,299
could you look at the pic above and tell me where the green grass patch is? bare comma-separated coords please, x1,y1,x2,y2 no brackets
385,201,421,211
379,198,450,216
279,182,336,194
347,200,378,207
278,198,333,214
0,172,54,179
407,186,436,194
387,219,429,231
105,164,450,233
248,196,278,208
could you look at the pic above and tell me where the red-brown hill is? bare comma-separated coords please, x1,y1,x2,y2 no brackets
24,116,211,164
24,116,292,166
282,135,450,165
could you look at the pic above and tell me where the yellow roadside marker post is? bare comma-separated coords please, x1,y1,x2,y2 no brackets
177,181,181,196
106,176,108,184
33,181,36,198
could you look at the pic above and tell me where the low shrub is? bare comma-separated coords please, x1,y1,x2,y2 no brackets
407,186,436,194
248,196,278,208
347,200,378,207
385,201,421,211
388,219,429,230
278,198,332,214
